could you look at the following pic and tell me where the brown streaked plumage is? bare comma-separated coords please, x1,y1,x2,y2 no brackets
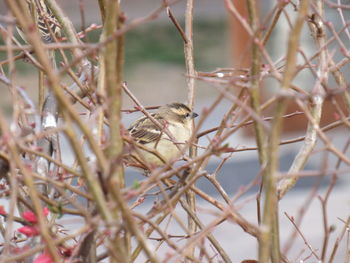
19,0,61,43
127,103,198,166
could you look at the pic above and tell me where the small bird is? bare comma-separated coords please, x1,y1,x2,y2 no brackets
127,103,198,167
17,0,61,43
34,0,61,43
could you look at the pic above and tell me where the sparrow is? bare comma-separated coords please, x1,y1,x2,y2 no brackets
17,0,61,43
127,103,198,167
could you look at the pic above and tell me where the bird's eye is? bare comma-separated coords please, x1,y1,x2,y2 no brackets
185,113,190,118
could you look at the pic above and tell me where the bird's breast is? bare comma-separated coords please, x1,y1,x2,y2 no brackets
166,122,191,144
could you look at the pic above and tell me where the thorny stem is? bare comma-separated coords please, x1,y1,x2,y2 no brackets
109,184,161,263
102,0,128,261
260,1,309,263
5,0,112,223
278,0,327,199
0,113,60,261
98,0,107,24
103,0,124,183
179,199,232,263
184,0,197,260
1,1,350,262
246,0,267,230
44,0,85,60
262,2,288,45
246,0,266,166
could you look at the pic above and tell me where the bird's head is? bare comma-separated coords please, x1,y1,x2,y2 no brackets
158,102,198,125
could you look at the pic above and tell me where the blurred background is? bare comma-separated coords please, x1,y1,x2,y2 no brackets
0,1,349,262
0,0,230,108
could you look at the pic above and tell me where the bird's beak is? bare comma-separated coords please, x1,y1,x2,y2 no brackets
192,112,199,118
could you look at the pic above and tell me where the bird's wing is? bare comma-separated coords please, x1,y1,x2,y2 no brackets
128,115,165,144
18,0,61,44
